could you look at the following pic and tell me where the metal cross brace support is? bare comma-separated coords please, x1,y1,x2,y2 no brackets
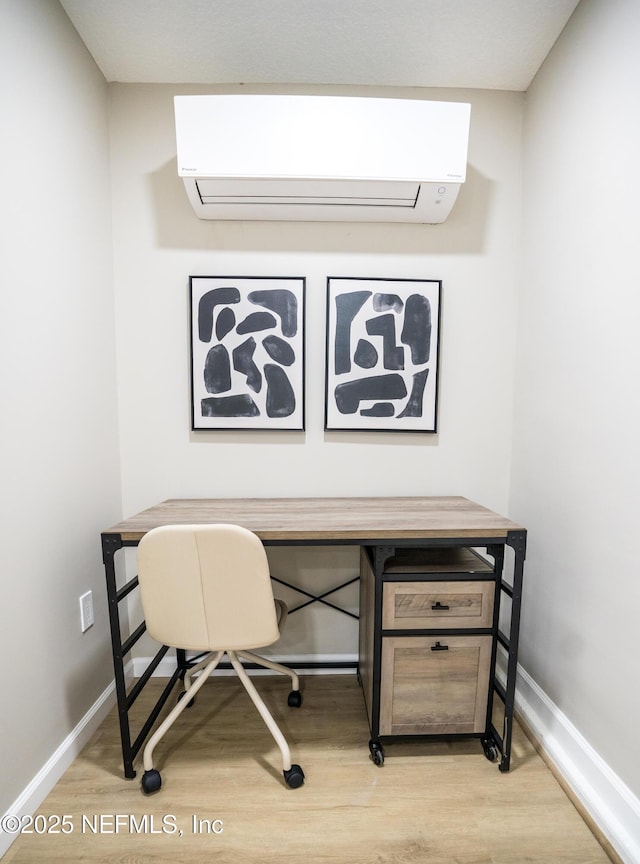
270,574,360,620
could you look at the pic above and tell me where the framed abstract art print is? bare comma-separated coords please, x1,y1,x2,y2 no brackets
325,277,440,432
190,276,305,430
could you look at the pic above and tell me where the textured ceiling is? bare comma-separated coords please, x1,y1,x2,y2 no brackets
59,0,581,91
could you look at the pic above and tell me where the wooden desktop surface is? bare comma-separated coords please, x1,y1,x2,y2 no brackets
103,496,524,543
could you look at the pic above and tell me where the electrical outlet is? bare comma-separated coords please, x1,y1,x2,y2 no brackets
80,590,94,632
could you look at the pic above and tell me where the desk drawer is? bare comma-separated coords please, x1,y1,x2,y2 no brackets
382,580,494,630
380,635,492,735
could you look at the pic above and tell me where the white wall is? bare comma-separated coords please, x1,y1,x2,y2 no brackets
512,0,640,814
0,0,121,819
108,82,524,660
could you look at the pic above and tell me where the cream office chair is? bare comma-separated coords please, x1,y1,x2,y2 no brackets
136,523,304,794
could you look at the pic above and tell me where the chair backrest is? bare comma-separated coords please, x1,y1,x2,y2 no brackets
137,524,280,652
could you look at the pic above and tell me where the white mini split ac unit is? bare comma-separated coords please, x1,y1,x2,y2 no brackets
174,95,471,224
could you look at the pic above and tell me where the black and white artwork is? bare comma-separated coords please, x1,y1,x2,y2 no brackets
190,276,305,430
325,277,440,432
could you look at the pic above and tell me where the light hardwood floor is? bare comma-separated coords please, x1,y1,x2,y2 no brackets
3,675,615,864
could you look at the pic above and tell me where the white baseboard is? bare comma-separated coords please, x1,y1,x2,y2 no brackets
515,664,640,864
0,680,117,859
131,652,359,678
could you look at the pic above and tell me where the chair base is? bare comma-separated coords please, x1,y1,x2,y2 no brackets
140,650,303,793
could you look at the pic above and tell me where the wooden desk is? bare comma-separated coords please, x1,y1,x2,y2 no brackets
101,496,526,779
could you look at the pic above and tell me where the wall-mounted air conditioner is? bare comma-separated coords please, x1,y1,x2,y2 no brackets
174,94,471,223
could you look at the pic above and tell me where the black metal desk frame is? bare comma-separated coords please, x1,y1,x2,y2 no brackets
101,512,525,780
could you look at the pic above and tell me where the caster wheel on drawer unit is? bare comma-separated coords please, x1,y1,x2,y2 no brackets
369,740,384,766
481,738,499,763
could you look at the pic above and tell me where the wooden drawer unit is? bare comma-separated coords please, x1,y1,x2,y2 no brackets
359,543,506,765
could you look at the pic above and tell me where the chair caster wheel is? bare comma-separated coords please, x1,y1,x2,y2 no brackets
287,689,302,708
141,769,162,794
177,690,195,708
283,764,305,788
369,740,384,766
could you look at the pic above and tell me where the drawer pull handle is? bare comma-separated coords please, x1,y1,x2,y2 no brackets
431,641,449,652
431,601,450,611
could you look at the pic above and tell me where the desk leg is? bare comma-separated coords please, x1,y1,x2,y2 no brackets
102,535,136,779
500,530,527,772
